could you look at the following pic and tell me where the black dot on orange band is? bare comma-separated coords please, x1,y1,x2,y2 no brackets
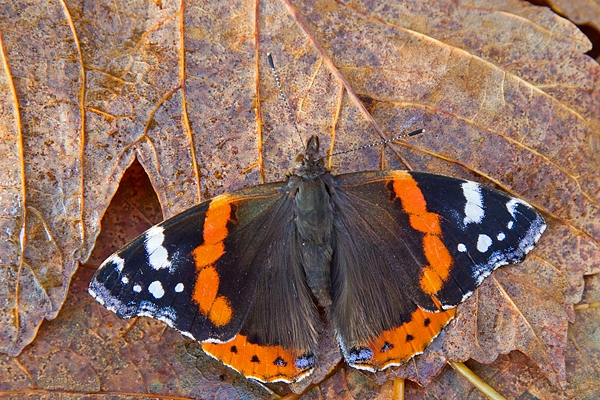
380,341,394,353
406,334,414,342
230,345,237,354
251,355,260,363
273,356,287,367
424,318,431,327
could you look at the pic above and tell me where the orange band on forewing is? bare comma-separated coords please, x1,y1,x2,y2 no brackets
193,243,225,267
203,198,233,244
209,296,233,327
409,212,441,235
391,172,428,215
203,334,314,383
420,267,444,295
357,307,456,370
194,266,220,314
420,234,453,294
192,197,235,327
390,172,453,296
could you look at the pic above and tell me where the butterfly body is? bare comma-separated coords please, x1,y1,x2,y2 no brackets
90,135,546,383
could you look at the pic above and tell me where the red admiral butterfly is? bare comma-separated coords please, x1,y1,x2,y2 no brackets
89,132,545,383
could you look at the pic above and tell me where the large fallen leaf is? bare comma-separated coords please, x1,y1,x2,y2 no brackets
0,0,599,397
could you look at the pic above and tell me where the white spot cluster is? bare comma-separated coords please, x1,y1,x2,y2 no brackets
462,181,485,226
144,226,172,271
89,277,180,329
471,215,546,287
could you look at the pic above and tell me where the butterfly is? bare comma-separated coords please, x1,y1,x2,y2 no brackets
89,132,545,383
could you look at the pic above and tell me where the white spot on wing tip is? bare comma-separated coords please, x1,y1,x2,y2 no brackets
145,226,173,271
146,225,165,241
457,243,467,252
175,283,184,292
133,284,142,293
506,198,526,218
497,232,506,241
102,254,125,273
148,246,172,270
535,220,547,242
113,255,125,272
462,181,485,226
89,288,105,306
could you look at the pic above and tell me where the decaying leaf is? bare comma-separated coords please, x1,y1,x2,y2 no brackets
545,0,600,38
0,0,599,398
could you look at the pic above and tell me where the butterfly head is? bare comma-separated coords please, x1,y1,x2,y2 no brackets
290,135,327,179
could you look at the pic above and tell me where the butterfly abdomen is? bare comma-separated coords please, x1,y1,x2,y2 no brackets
290,174,336,308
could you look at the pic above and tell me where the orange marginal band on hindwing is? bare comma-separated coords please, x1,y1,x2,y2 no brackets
203,334,313,383
389,171,453,297
352,306,456,371
192,195,236,327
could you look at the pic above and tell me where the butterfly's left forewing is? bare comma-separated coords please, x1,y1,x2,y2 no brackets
330,170,545,371
90,183,285,341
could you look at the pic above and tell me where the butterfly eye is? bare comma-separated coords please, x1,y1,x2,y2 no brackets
295,153,305,163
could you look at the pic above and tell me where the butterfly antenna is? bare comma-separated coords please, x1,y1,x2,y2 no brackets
267,53,305,148
320,129,424,161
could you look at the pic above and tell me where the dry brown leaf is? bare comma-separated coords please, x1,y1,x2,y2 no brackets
545,0,600,36
0,0,599,398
